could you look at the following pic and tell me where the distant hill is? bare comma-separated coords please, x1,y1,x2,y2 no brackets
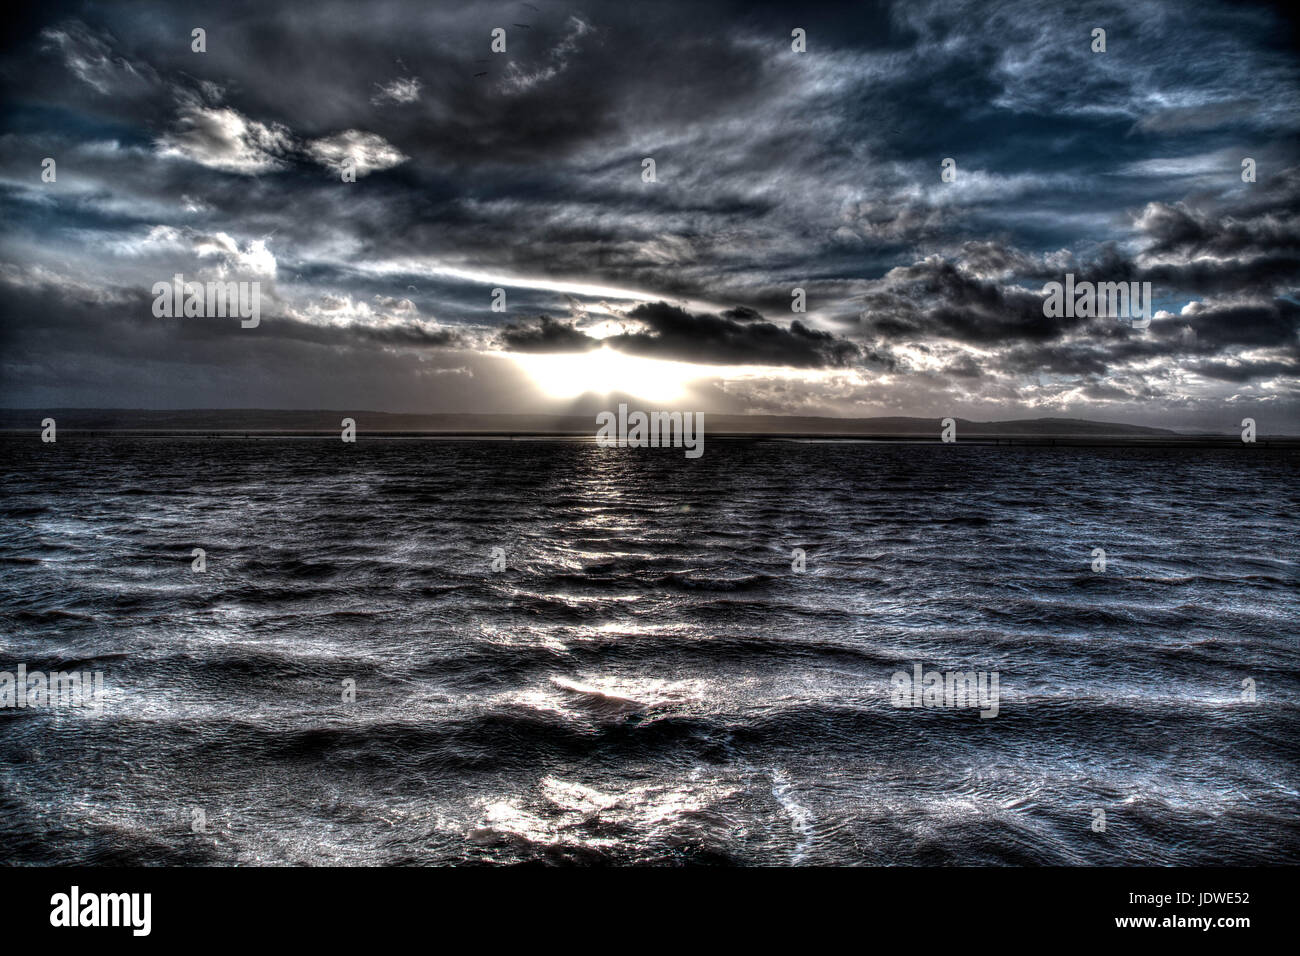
0,408,1271,438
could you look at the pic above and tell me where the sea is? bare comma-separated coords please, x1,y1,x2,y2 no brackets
2,437,1297,864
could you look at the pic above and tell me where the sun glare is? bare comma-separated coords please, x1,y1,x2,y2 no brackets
509,346,700,403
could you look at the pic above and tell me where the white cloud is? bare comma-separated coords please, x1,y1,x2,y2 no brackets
305,130,407,177
39,22,156,95
193,232,278,279
156,105,292,174
501,16,593,93
102,225,277,279
371,77,422,105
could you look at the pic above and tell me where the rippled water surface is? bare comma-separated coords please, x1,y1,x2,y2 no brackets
2,438,1297,864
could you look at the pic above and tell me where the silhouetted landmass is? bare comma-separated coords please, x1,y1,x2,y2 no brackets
2,409,1295,444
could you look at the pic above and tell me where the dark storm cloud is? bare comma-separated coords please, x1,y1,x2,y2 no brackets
0,274,463,358
610,302,861,368
846,158,1300,384
857,256,1073,345
0,273,497,411
1,0,1298,424
1188,355,1300,383
1165,297,1300,352
1112,174,1300,297
497,314,598,353
499,302,862,368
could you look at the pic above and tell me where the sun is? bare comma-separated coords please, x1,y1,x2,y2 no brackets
509,345,700,403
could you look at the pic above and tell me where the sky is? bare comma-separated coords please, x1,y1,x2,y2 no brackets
1,0,1298,429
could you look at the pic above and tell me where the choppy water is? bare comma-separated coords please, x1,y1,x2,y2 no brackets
1,438,1297,865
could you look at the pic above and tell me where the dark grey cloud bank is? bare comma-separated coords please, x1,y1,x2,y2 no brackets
501,302,862,367
1,0,1297,427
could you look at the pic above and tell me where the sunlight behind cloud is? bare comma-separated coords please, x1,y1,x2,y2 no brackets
509,346,700,403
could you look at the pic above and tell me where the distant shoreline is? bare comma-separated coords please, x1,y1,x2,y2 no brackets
3,409,1295,445
3,430,1296,448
